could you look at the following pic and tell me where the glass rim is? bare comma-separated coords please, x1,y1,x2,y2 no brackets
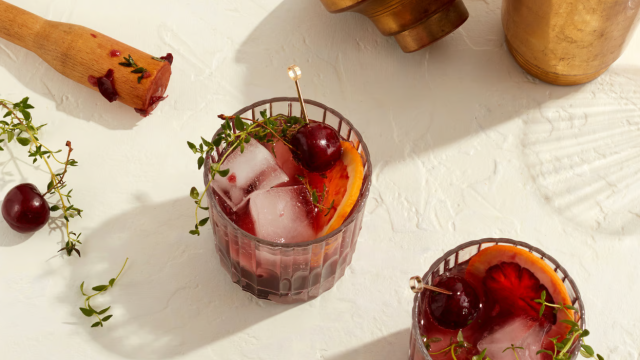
411,238,587,359
204,97,372,249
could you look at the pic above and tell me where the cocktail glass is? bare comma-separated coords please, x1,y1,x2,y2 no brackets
408,238,586,360
204,97,372,304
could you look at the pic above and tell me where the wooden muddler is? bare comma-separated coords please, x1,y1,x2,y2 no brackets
0,0,172,116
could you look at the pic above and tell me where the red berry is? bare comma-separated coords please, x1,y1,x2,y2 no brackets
2,183,50,234
427,275,481,330
109,49,121,57
290,123,342,173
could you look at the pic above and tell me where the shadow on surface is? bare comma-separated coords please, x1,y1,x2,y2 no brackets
0,39,142,130
59,196,296,359
326,328,411,360
522,66,640,235
234,0,583,167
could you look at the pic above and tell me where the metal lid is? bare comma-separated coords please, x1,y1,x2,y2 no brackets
320,0,469,53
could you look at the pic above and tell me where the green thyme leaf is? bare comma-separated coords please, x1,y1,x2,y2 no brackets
217,168,230,177
187,141,198,153
197,156,205,170
108,278,116,287
102,314,113,322
79,307,94,317
91,321,101,328
198,217,209,227
581,345,594,356
16,137,31,146
235,116,245,131
559,319,579,328
190,187,199,200
92,285,108,292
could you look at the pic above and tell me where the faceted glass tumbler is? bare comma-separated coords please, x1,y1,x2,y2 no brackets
204,97,372,303
408,238,586,360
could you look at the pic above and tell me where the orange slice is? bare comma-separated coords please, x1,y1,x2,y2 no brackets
466,245,574,347
307,141,364,236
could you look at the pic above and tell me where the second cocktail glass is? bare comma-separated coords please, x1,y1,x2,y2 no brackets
409,238,586,360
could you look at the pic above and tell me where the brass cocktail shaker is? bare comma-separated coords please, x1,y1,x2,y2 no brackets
503,0,640,85
320,0,469,53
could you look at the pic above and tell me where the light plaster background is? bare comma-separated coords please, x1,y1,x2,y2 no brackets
1,0,639,359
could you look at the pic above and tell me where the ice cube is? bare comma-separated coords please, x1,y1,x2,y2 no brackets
265,141,304,187
249,185,316,243
477,318,550,360
212,139,289,210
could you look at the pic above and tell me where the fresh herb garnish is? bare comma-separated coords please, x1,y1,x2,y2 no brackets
79,258,128,328
296,174,335,216
0,97,83,256
472,348,491,360
187,110,306,235
503,344,524,360
422,336,442,352
534,290,604,360
118,54,149,84
428,331,472,360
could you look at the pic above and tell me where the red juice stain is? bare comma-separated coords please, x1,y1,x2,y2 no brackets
90,33,97,38
87,69,119,103
227,173,237,184
110,49,121,57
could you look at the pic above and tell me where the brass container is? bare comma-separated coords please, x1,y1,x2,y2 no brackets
320,0,469,53
503,0,640,85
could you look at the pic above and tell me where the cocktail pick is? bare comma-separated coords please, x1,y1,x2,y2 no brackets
410,276,452,295
287,65,310,123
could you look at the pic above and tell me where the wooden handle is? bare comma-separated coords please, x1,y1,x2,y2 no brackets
0,0,172,116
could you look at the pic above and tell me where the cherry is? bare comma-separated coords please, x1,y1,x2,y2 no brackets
2,183,50,234
290,123,342,173
427,275,481,330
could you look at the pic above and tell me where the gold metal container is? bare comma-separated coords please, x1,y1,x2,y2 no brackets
320,0,469,53
503,0,640,85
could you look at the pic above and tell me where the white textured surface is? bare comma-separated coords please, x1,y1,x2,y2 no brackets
1,0,639,359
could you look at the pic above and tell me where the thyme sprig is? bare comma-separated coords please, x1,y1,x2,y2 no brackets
0,97,83,256
428,331,473,360
296,174,335,216
534,291,604,360
118,54,149,84
187,110,306,235
503,344,524,360
79,258,128,328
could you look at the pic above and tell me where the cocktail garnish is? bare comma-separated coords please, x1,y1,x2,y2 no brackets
1,97,83,257
409,275,452,295
78,258,128,328
187,111,305,236
428,331,473,360
287,64,309,123
534,291,605,360
502,344,525,360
